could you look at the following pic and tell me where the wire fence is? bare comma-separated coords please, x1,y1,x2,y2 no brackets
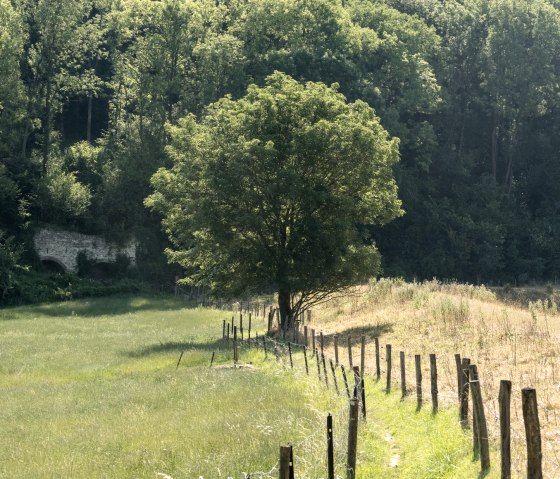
201,301,558,478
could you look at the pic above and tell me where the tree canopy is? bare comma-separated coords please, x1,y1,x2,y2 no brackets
3,0,560,289
146,72,401,321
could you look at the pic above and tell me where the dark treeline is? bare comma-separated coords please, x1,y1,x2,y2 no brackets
2,0,560,285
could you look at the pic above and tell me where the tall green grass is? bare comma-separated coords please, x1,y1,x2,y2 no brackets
1,295,499,478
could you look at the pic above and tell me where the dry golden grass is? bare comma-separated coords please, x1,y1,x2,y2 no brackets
308,279,560,477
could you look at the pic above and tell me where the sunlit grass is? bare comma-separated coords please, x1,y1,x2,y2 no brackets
1,294,496,478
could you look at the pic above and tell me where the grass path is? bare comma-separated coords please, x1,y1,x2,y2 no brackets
1,295,498,478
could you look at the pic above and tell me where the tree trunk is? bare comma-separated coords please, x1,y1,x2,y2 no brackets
278,290,292,331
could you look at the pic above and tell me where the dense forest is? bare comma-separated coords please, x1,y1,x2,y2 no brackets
2,0,560,290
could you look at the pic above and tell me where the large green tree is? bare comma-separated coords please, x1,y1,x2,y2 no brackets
147,72,402,324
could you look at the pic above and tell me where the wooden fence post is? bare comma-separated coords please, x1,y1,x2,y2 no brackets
469,364,480,455
322,353,329,388
471,379,490,472
263,336,267,358
248,313,252,340
522,388,543,479
233,326,238,364
499,380,512,479
304,326,308,347
312,329,316,357
303,346,309,375
346,399,359,479
455,353,462,402
430,353,438,413
386,344,392,393
227,323,230,341
375,337,381,380
279,444,294,479
360,336,366,377
341,364,351,399
320,331,325,357
348,336,353,368
327,414,335,479
415,354,422,410
330,360,340,395
210,351,215,367
316,348,322,380
400,351,406,399
353,366,366,420
334,335,339,365
460,357,470,427
222,320,226,339
288,342,293,369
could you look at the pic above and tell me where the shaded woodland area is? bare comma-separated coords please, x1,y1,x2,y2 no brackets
2,0,560,286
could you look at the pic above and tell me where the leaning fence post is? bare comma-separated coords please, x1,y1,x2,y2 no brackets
400,351,406,399
316,348,322,381
346,399,359,479
375,337,381,380
322,353,329,388
430,353,438,413
303,345,309,375
460,357,470,427
471,379,490,472
279,443,294,479
327,414,335,479
341,364,351,399
263,336,267,358
522,388,543,479
330,360,340,395
386,344,392,393
499,380,512,479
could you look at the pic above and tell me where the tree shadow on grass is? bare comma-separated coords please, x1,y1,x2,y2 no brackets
123,339,227,358
3,294,199,319
314,323,393,346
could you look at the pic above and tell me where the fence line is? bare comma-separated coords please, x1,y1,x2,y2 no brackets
203,302,557,478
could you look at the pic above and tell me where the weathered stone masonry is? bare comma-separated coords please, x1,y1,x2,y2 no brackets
34,227,136,273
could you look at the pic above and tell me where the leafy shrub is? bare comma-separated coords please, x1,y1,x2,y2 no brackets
0,232,24,301
1,270,141,307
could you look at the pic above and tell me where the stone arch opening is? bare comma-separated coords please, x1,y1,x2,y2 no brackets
40,256,67,274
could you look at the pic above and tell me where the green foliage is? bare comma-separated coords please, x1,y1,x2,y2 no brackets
0,232,24,301
147,72,402,316
2,0,560,288
1,269,141,306
38,157,92,222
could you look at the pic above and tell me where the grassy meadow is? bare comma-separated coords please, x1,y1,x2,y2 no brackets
0,293,494,478
313,279,560,477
